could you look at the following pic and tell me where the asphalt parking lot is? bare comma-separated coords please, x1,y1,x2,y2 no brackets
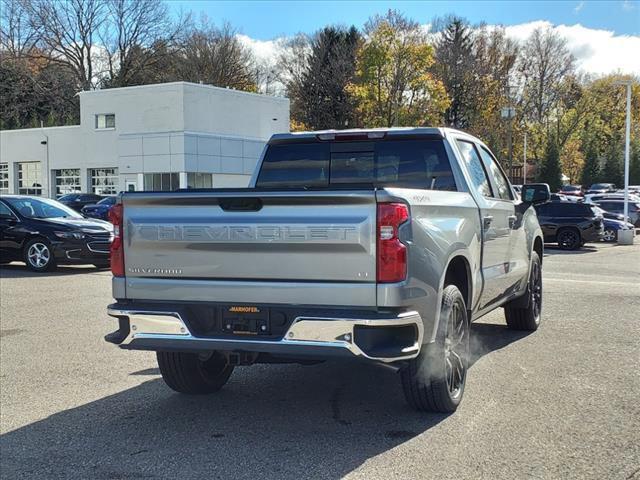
1,242,639,480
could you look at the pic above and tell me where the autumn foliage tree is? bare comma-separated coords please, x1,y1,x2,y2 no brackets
349,10,448,127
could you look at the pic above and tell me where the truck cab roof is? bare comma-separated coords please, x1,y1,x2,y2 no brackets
268,127,475,144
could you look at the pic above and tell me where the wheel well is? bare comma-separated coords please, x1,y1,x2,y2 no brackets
444,256,471,310
533,236,543,264
23,234,48,248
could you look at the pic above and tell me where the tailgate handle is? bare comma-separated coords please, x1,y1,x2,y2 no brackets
219,198,263,212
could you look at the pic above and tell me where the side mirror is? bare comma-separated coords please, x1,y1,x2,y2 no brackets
521,183,550,205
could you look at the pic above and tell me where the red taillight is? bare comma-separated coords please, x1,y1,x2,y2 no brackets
377,203,409,283
108,203,124,277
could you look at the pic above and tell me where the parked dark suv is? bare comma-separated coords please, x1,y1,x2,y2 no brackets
534,201,603,249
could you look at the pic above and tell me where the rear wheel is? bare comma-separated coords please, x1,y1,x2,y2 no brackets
602,228,617,242
504,251,542,331
157,351,234,394
401,285,469,413
557,228,581,250
23,238,56,272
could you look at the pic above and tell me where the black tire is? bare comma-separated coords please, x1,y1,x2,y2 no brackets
23,238,56,272
556,227,581,250
156,351,234,394
401,285,469,413
602,228,617,242
504,251,542,331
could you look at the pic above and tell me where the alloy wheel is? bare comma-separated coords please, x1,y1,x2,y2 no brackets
27,242,51,269
558,230,579,249
602,229,616,242
530,260,542,321
444,301,467,399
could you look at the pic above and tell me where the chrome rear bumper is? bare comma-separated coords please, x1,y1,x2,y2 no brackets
107,307,423,363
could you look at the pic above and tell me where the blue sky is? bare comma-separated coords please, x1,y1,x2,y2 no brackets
171,0,640,38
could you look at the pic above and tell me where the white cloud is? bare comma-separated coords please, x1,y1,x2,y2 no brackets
238,21,640,79
574,1,585,13
237,34,283,64
504,21,640,75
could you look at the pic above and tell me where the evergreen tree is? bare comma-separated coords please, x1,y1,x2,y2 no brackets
297,26,360,130
601,135,624,185
538,137,562,191
434,17,476,128
629,140,640,185
580,141,601,187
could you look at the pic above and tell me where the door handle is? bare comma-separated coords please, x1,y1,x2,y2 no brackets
508,215,517,228
483,215,493,229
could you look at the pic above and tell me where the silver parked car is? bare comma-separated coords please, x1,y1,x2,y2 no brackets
105,128,549,413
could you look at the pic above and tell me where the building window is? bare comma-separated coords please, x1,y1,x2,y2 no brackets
17,162,42,195
187,173,213,189
0,163,8,194
95,113,115,129
54,169,81,196
144,173,179,191
90,168,118,195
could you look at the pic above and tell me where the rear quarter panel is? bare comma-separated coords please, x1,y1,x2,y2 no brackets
377,188,482,343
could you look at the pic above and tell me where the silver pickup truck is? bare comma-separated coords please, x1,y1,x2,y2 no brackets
106,128,550,412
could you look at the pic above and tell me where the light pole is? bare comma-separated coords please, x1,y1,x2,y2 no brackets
501,106,516,180
614,80,633,244
523,131,527,184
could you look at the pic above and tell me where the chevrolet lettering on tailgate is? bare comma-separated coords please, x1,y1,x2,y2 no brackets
134,224,359,243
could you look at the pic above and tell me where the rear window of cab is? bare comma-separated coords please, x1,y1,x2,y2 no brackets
256,139,457,191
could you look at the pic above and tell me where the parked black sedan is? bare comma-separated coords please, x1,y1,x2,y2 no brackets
58,193,104,212
81,196,116,220
534,201,604,250
0,195,113,272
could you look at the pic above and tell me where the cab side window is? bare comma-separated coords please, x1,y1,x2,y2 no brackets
456,140,493,198
0,201,13,218
478,146,512,200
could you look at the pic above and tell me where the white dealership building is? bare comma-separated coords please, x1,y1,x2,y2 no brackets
0,82,290,197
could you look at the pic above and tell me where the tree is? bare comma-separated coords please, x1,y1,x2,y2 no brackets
0,0,39,57
518,27,575,125
276,33,310,126
560,136,584,184
538,136,562,191
177,20,257,92
580,141,601,187
433,17,476,128
294,26,360,130
630,141,640,185
602,134,624,185
466,25,519,161
26,0,109,90
101,0,188,88
349,10,448,127
0,54,79,129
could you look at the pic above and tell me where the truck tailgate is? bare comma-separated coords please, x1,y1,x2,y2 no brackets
122,190,376,283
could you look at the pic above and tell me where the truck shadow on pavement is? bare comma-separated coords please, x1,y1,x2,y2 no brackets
0,322,528,480
543,244,599,256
